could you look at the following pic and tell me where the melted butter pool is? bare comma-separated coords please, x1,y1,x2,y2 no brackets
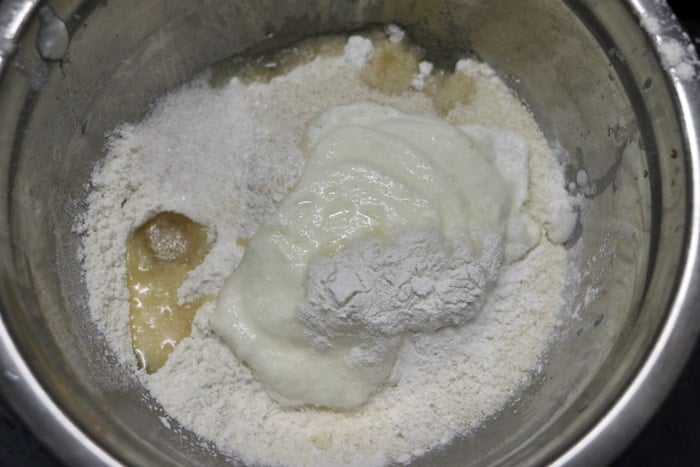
127,212,212,373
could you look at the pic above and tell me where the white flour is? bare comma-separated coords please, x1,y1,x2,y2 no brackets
639,10,698,81
300,232,499,344
77,30,576,466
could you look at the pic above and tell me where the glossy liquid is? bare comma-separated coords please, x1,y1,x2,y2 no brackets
127,212,212,373
359,37,476,115
360,40,421,94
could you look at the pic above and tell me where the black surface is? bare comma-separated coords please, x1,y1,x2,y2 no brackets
612,347,700,467
1,2,699,467
0,399,59,467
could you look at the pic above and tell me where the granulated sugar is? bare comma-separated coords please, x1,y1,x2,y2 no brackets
77,31,576,466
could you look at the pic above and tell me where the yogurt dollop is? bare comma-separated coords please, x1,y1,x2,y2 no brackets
212,102,537,408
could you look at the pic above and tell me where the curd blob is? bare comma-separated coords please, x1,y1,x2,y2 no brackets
212,102,537,408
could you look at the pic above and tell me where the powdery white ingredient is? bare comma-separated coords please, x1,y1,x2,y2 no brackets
299,231,501,354
577,169,589,187
385,23,405,44
344,35,374,68
78,32,576,466
657,40,697,80
455,58,497,80
640,11,698,81
640,15,662,35
543,198,577,244
411,60,433,90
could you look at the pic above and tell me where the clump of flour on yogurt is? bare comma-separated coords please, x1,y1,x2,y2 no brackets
300,231,498,347
78,26,579,466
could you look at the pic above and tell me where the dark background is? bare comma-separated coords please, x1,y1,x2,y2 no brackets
1,1,699,466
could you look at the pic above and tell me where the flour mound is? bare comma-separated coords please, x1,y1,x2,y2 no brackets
299,231,502,351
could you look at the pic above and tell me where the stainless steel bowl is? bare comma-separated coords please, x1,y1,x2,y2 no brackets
1,1,699,465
